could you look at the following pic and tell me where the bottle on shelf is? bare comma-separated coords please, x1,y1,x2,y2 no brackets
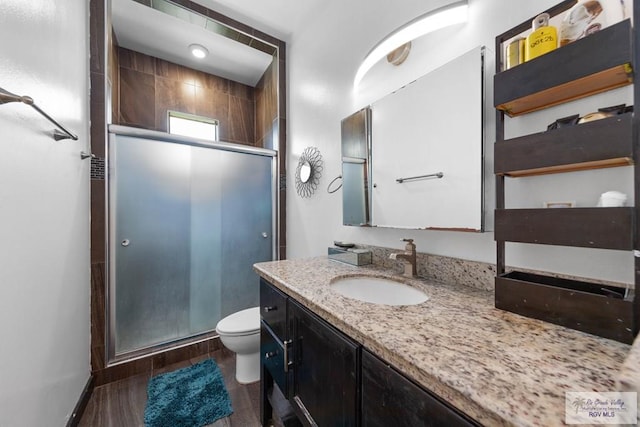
560,0,626,46
525,13,558,61
505,37,525,70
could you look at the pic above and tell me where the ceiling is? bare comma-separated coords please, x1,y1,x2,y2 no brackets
111,0,276,87
189,0,326,40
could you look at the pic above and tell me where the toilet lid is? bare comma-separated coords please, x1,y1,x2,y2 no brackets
216,307,260,336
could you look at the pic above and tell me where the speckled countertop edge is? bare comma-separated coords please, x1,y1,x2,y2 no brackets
254,257,637,427
616,340,640,420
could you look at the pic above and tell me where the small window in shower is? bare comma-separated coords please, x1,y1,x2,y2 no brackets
168,111,219,141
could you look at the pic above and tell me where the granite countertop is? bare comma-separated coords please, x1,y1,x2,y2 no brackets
254,257,639,427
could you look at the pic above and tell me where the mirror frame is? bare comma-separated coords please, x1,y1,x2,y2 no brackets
295,146,324,198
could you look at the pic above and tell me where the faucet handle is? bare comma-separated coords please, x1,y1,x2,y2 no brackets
402,238,416,252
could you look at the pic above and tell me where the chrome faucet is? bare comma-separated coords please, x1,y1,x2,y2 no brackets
389,238,417,277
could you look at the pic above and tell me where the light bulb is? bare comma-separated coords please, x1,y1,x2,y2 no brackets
189,43,208,59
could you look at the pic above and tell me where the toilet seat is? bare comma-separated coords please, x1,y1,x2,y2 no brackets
216,307,260,337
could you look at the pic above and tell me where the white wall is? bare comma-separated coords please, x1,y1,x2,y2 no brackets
0,1,91,425
287,0,634,284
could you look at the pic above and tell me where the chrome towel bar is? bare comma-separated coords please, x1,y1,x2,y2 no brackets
0,86,78,141
396,172,444,183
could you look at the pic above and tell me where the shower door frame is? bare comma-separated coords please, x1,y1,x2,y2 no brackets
105,124,278,365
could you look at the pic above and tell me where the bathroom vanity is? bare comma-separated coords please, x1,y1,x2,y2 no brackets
260,276,477,426
255,257,636,426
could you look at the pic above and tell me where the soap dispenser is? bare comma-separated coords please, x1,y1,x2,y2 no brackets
525,13,558,61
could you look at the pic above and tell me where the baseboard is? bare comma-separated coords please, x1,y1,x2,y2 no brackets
66,375,95,427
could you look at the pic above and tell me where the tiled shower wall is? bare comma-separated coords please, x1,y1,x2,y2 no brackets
90,0,287,386
116,47,261,146
255,60,278,149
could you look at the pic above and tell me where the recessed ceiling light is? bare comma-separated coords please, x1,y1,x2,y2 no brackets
189,43,208,59
354,1,468,88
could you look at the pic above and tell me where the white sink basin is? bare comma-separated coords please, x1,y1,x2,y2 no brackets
330,276,428,306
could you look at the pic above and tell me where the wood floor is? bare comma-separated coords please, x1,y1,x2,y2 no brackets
79,348,261,427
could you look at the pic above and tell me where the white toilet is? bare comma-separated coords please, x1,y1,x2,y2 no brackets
215,306,260,384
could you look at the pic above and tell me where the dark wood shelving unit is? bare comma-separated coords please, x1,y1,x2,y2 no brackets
495,113,634,177
495,19,633,116
495,207,633,249
496,271,635,343
494,1,639,344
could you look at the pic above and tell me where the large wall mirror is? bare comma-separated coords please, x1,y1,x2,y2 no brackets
341,46,484,231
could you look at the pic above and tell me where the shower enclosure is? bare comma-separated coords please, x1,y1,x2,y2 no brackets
107,126,276,362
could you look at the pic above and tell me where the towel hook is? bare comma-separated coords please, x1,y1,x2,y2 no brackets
327,175,343,193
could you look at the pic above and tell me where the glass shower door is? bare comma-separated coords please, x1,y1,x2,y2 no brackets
190,145,275,323
109,132,274,359
217,149,274,318
111,135,192,355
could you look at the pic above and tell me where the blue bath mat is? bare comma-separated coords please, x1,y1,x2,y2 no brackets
144,358,233,427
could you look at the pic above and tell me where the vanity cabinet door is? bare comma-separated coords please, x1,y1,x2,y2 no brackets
261,280,300,427
289,299,359,427
362,350,479,427
260,278,288,341
261,321,288,395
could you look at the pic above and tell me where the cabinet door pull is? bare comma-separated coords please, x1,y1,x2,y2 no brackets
264,351,276,359
263,306,278,312
283,339,292,372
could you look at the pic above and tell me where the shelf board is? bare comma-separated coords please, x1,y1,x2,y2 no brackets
503,158,632,177
494,207,633,249
496,270,634,344
494,19,633,117
495,112,634,177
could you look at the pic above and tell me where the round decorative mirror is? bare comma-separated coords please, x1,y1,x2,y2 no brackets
299,161,312,183
295,147,323,198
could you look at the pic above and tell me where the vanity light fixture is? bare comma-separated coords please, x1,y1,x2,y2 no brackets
353,0,468,88
387,42,412,66
189,43,209,59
